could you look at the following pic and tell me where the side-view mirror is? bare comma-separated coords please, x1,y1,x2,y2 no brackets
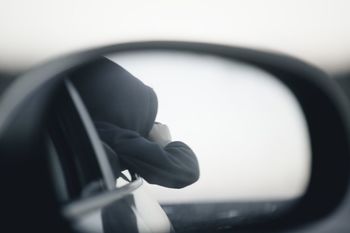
0,41,349,233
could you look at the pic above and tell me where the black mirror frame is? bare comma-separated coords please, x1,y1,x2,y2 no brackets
0,41,349,233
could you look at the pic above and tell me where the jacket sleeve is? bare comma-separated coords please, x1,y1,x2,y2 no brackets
95,122,200,188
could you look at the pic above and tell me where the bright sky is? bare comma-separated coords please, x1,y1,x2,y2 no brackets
108,51,311,203
0,0,349,74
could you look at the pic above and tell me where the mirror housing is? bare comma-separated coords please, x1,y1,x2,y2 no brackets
0,41,349,233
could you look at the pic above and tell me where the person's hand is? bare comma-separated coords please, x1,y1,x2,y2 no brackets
148,122,172,147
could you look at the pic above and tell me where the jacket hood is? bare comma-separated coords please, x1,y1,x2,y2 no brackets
71,57,158,137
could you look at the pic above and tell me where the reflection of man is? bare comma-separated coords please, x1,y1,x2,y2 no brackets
72,57,199,188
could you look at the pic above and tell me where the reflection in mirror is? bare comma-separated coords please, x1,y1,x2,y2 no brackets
67,50,311,232
69,180,173,233
105,51,311,202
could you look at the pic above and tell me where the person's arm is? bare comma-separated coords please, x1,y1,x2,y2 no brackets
95,122,200,188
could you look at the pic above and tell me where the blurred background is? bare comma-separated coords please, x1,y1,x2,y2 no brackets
108,51,311,202
0,0,349,75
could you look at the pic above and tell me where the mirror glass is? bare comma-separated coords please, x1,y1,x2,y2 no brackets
99,51,311,203
70,50,311,204
65,50,313,232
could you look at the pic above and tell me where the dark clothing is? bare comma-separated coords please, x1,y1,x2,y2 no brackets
71,57,199,188
72,58,157,137
96,121,199,188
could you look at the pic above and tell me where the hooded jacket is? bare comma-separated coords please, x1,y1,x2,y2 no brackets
72,57,199,188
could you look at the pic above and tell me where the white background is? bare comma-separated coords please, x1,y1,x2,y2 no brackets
0,0,349,74
110,52,311,203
